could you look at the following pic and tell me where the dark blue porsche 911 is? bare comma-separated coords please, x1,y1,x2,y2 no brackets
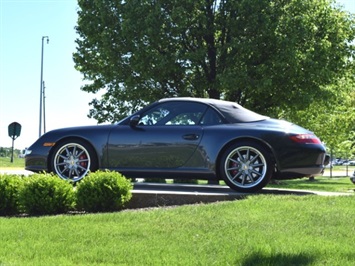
25,97,329,192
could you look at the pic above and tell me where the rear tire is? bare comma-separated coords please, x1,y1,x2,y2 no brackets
51,139,97,182
219,141,273,192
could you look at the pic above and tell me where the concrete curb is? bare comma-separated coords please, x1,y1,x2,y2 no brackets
124,182,354,209
1,170,353,209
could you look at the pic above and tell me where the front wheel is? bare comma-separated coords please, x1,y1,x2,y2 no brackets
50,139,97,182
219,141,273,193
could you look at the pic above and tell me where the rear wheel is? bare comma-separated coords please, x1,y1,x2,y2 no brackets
219,141,273,192
51,139,97,182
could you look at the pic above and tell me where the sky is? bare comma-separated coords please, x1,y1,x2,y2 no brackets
0,0,355,151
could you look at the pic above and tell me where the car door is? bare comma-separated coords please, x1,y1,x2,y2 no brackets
107,101,207,169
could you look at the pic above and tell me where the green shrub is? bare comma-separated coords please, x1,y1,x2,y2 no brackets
76,170,133,212
0,174,24,216
19,173,75,215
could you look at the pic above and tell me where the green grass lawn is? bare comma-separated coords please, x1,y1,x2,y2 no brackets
267,176,355,193
1,159,355,265
1,195,355,265
0,157,25,169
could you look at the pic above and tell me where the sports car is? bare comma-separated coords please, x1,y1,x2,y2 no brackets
25,97,328,192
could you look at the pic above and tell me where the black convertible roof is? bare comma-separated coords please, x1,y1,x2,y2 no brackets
159,97,268,123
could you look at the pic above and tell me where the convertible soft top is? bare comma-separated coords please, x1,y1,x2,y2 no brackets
159,97,268,123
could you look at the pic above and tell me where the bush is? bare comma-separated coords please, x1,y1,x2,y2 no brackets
19,173,75,215
76,170,133,212
0,174,24,216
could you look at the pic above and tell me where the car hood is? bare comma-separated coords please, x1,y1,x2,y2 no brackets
46,124,115,134
29,124,116,146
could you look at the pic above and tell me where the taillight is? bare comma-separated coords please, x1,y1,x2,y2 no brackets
289,134,321,144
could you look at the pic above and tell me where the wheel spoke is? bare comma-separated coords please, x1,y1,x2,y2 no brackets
76,164,87,172
73,168,80,177
58,154,68,160
72,146,77,156
236,150,244,162
246,172,255,182
76,150,85,157
245,149,250,161
251,163,264,167
241,173,249,185
78,158,89,164
227,165,239,171
231,171,242,181
250,168,262,176
250,154,260,164
59,168,68,175
65,147,71,157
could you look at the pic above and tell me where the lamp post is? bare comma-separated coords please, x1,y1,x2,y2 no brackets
39,36,49,137
43,81,46,134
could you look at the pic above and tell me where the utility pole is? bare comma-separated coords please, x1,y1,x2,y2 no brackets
43,81,47,134
39,36,49,137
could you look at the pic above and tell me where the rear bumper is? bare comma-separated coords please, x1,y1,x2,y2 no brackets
273,165,325,180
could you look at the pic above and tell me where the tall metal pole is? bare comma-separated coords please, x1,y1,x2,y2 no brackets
43,81,46,134
39,36,49,137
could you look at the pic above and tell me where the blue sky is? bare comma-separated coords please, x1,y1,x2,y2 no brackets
0,0,354,151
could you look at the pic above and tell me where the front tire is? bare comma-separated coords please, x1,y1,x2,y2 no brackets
51,139,97,182
219,141,273,193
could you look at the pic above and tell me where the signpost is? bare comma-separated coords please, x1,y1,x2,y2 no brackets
8,122,21,163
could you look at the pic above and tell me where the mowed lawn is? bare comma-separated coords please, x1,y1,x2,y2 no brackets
0,157,25,169
0,195,355,265
1,157,355,265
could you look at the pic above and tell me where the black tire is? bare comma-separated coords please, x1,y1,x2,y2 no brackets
219,141,273,192
50,139,98,182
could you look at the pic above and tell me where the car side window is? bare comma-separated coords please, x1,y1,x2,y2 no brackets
139,102,207,126
139,106,170,125
166,112,202,125
200,107,223,125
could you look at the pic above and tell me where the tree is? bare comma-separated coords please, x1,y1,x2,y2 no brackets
74,0,355,123
283,62,355,157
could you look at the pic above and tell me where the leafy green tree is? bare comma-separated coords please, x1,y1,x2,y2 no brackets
283,64,355,158
74,0,355,123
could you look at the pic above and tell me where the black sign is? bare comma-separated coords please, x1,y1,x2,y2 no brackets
8,122,21,139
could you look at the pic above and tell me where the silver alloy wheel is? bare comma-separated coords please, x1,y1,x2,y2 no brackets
224,145,267,189
53,143,91,182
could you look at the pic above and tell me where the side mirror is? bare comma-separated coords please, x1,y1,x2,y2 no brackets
129,115,140,127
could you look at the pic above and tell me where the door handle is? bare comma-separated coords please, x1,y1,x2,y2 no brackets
182,134,199,140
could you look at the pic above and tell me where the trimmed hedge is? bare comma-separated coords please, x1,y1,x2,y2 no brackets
76,170,133,212
0,174,24,215
19,173,76,215
0,171,133,216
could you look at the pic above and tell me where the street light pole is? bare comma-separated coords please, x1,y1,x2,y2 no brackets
39,36,49,137
43,81,46,134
